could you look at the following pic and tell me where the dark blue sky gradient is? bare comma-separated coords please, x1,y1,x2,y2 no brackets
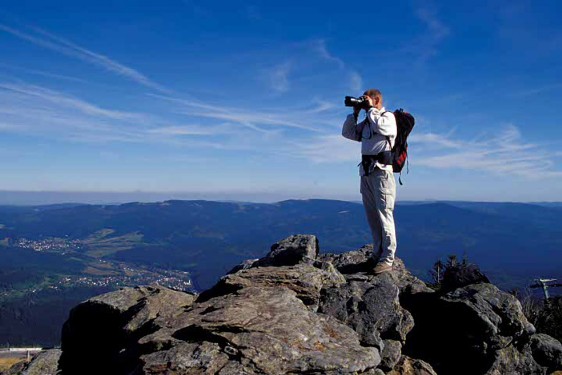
0,0,560,202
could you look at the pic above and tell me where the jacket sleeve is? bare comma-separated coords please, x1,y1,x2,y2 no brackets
341,114,362,142
367,109,397,137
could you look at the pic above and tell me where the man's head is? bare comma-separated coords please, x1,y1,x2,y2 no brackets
363,89,383,110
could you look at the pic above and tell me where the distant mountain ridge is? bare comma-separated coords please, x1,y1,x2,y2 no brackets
1,199,561,290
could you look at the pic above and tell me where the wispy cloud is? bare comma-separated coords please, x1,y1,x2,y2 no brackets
150,94,324,133
309,39,363,92
301,101,337,115
410,2,450,63
0,82,214,144
416,6,449,43
0,23,167,92
147,125,216,136
0,83,144,121
310,39,345,69
410,125,562,178
349,71,363,92
0,82,319,154
409,131,463,149
292,123,562,179
292,134,357,163
0,62,88,83
267,62,292,93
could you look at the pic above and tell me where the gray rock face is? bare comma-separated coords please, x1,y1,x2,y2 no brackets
198,262,346,308
442,283,536,349
319,245,432,295
92,284,197,334
59,284,195,375
227,235,320,274
318,244,376,274
380,340,403,371
141,286,380,374
225,258,259,275
256,234,319,267
387,356,438,375
529,333,562,371
389,258,435,295
402,282,561,375
319,272,414,348
484,344,544,375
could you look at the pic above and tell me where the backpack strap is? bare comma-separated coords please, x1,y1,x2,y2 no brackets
378,111,392,150
359,119,373,140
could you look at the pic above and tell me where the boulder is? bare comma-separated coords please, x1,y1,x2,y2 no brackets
529,333,562,371
387,356,438,375
318,244,376,274
319,245,432,295
254,234,319,267
140,286,381,374
318,272,414,348
197,262,346,308
441,283,536,347
388,258,435,295
402,283,539,375
380,339,403,371
226,235,320,273
483,344,544,375
225,258,259,275
59,285,196,375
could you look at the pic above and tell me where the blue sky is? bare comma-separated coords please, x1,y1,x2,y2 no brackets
0,0,561,202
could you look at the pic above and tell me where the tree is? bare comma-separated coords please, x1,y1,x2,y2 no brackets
446,254,458,268
428,253,490,292
429,258,444,286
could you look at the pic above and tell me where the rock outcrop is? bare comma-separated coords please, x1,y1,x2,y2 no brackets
142,286,380,374
59,285,196,374
6,234,562,375
402,281,559,375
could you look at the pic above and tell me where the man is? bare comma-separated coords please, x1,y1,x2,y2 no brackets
341,89,397,275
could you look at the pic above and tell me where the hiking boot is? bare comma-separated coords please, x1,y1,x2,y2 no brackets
373,262,393,275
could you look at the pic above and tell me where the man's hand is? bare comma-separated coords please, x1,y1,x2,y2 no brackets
364,95,374,108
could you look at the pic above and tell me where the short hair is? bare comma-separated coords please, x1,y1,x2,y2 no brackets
363,89,382,100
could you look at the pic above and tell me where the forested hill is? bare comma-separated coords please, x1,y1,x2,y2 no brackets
1,199,561,291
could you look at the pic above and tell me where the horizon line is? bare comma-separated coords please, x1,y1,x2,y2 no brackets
0,190,560,206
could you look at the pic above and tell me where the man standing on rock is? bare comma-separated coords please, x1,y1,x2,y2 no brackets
341,89,397,275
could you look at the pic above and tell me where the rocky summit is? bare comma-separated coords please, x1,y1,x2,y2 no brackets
5,234,562,375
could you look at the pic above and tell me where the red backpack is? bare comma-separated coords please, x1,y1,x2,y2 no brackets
386,109,415,183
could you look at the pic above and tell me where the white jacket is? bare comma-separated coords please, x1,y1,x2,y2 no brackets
342,107,397,173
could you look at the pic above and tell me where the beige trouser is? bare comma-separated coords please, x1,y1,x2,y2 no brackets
360,168,397,266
